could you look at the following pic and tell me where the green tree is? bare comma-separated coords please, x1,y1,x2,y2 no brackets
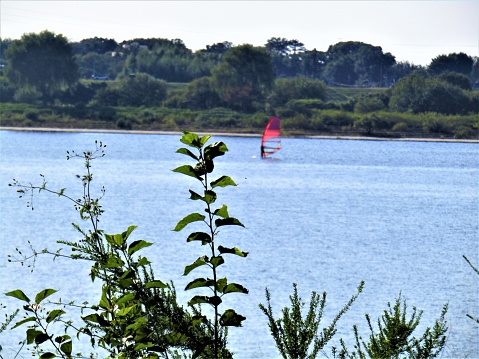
5,30,79,101
260,282,364,359
71,36,118,56
437,71,472,90
428,52,474,76
269,76,327,108
323,41,396,86
335,294,448,358
165,76,223,110
117,73,167,107
389,71,474,115
211,44,274,112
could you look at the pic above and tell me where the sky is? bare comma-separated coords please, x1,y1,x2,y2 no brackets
1,0,478,66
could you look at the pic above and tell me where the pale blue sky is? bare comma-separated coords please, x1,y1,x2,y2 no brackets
1,1,478,66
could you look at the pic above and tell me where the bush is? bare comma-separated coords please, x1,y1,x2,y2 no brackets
269,76,328,107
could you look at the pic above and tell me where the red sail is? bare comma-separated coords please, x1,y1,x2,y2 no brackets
261,116,281,157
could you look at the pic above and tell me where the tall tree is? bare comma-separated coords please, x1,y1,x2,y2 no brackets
5,30,79,99
211,44,274,112
323,41,395,86
71,37,118,55
428,52,474,76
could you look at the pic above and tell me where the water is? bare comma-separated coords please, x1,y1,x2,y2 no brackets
0,130,478,358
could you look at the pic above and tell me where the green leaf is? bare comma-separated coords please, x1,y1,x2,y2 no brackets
5,289,30,303
122,225,137,240
172,164,202,180
82,313,109,326
105,233,125,248
35,288,57,304
46,309,65,323
184,256,209,276
134,342,154,350
223,283,249,294
11,316,36,329
117,292,136,305
119,269,135,288
180,131,208,148
204,141,228,160
117,305,135,317
188,190,203,200
214,204,229,218
54,334,71,343
164,331,189,345
215,217,244,228
39,353,56,359
26,328,43,344
211,175,237,188
185,278,215,291
102,256,124,268
188,295,222,307
218,245,249,257
145,280,168,289
220,309,246,327
128,239,153,256
137,257,151,266
186,232,212,244
60,340,72,356
176,147,199,160
174,213,205,231
210,256,224,269
199,134,212,147
188,295,210,306
216,277,228,293
35,332,50,344
189,189,217,204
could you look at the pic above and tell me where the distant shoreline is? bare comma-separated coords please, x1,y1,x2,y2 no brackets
1,126,478,143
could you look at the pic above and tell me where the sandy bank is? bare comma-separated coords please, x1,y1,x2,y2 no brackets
1,126,478,143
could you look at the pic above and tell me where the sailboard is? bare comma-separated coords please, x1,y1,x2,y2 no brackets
261,116,282,158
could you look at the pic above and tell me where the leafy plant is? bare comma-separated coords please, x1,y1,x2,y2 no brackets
259,281,364,359
173,131,248,358
6,140,213,358
335,294,448,358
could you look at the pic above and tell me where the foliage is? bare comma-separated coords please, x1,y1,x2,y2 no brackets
164,77,223,110
5,140,219,358
323,41,396,87
428,52,474,76
354,94,387,113
334,294,448,358
436,71,472,90
173,132,248,358
259,282,364,359
389,71,476,115
117,73,167,107
211,44,274,112
5,30,79,101
91,73,167,107
72,37,119,56
269,77,328,108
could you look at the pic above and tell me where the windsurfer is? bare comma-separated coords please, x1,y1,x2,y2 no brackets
261,145,265,158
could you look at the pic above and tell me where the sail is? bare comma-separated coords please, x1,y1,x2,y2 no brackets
261,116,281,157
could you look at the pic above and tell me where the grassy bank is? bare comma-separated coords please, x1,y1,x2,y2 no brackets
1,102,478,140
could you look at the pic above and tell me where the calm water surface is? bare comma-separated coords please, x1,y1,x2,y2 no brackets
0,130,478,358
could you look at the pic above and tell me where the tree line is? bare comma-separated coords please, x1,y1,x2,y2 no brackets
0,31,478,139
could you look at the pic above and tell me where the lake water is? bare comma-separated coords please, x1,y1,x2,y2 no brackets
0,130,478,358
